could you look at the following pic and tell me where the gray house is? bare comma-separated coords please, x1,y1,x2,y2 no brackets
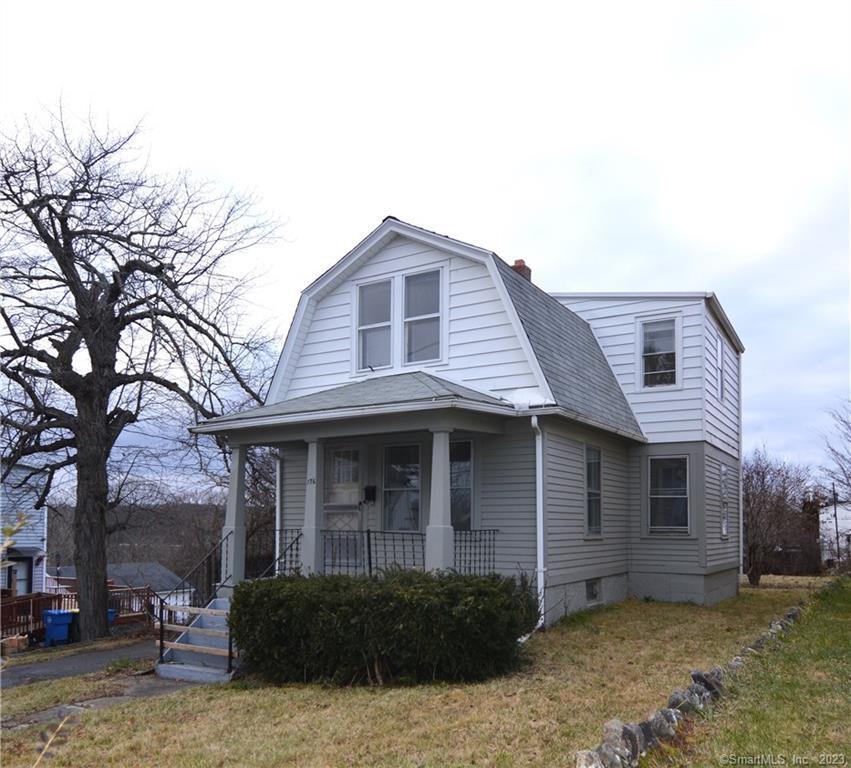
1,464,48,596
195,217,744,623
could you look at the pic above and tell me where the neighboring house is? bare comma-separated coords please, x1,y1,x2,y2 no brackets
48,561,184,602
821,502,851,565
194,217,744,622
1,464,48,596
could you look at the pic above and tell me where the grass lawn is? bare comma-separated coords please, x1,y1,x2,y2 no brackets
2,632,151,668
1,658,154,720
649,576,851,767
0,582,816,768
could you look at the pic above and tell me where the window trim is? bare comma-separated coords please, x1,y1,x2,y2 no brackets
635,314,683,392
583,443,603,538
355,277,394,373
720,464,730,539
717,336,726,401
402,268,442,365
647,454,690,533
381,442,423,532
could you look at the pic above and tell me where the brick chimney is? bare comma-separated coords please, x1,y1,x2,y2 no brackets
511,259,532,281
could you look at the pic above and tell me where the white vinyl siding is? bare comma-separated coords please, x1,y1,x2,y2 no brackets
704,446,741,568
556,297,708,443
278,237,542,403
703,309,741,457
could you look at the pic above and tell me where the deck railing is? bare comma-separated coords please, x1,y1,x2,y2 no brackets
257,529,303,579
245,526,302,579
322,529,425,576
453,529,499,575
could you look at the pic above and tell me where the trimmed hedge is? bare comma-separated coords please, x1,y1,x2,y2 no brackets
230,568,538,684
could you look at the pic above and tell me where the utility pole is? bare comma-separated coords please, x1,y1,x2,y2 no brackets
833,483,841,564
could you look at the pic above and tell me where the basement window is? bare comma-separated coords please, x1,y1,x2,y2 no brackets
585,578,601,605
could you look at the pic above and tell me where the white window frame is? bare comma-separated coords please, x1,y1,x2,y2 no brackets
720,464,730,538
584,444,603,538
635,314,683,392
354,278,394,373
648,454,690,533
402,266,444,367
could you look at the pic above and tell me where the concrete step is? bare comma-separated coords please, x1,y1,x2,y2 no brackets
155,661,232,684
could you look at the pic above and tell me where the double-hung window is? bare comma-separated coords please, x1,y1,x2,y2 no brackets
358,280,392,370
383,445,421,531
642,318,676,387
585,446,602,535
649,457,689,530
404,270,440,363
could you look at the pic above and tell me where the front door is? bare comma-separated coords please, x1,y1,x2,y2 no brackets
323,445,363,572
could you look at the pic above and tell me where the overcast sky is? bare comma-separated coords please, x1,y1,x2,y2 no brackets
1,1,848,469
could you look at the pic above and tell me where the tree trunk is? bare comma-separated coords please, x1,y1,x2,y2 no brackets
747,545,762,587
73,399,111,640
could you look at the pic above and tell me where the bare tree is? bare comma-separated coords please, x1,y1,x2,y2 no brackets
742,447,813,585
824,400,851,502
0,112,276,639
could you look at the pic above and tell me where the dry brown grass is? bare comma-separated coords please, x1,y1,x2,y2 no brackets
2,632,150,668
739,574,832,591
0,587,809,768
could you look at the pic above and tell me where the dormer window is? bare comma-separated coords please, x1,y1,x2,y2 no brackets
641,318,676,387
358,280,392,370
404,270,440,363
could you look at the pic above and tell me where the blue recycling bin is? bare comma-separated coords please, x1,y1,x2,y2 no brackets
43,609,74,647
107,608,118,625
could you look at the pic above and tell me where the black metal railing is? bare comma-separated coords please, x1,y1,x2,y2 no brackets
245,525,302,579
257,529,303,579
157,530,234,668
454,529,499,575
323,529,425,576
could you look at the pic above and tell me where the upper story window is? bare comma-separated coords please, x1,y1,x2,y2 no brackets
641,318,676,387
358,280,392,370
649,456,689,531
404,270,440,363
585,445,602,536
717,337,726,400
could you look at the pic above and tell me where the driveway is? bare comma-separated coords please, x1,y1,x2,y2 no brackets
1,640,156,689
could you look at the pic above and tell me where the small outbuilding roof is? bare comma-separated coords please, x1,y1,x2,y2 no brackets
51,561,183,594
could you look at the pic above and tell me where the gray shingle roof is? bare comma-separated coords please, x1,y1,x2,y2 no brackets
51,562,183,593
200,371,510,427
494,256,644,440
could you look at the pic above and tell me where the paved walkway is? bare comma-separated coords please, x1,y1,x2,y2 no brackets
1,640,156,689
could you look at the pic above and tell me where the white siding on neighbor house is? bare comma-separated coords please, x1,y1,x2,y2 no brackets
543,421,630,591
703,309,741,458
704,446,740,569
276,236,542,404
477,421,537,578
555,296,707,443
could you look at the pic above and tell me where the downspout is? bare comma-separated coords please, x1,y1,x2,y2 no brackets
530,416,546,629
738,354,744,576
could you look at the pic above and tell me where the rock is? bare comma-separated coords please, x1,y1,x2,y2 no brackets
650,710,677,740
597,742,630,768
576,749,605,768
621,722,646,759
668,687,700,713
639,719,658,748
686,682,712,709
691,669,724,699
728,656,745,671
659,708,683,726
785,606,801,622
602,719,627,750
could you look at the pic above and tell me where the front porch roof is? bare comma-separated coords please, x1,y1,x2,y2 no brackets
192,372,517,435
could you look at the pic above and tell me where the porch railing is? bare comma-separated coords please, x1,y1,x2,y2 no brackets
257,529,302,579
454,529,499,575
323,529,425,576
245,526,303,579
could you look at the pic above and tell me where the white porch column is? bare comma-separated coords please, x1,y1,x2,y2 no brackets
426,429,454,571
301,439,324,573
222,444,247,586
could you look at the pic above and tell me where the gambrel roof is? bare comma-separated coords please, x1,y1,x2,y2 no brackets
494,257,643,440
202,218,645,441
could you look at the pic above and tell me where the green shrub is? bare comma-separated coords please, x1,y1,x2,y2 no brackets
230,569,538,684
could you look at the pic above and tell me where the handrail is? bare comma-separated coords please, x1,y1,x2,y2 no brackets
160,530,234,607
257,530,302,580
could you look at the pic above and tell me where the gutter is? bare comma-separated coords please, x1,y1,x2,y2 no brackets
530,415,546,629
